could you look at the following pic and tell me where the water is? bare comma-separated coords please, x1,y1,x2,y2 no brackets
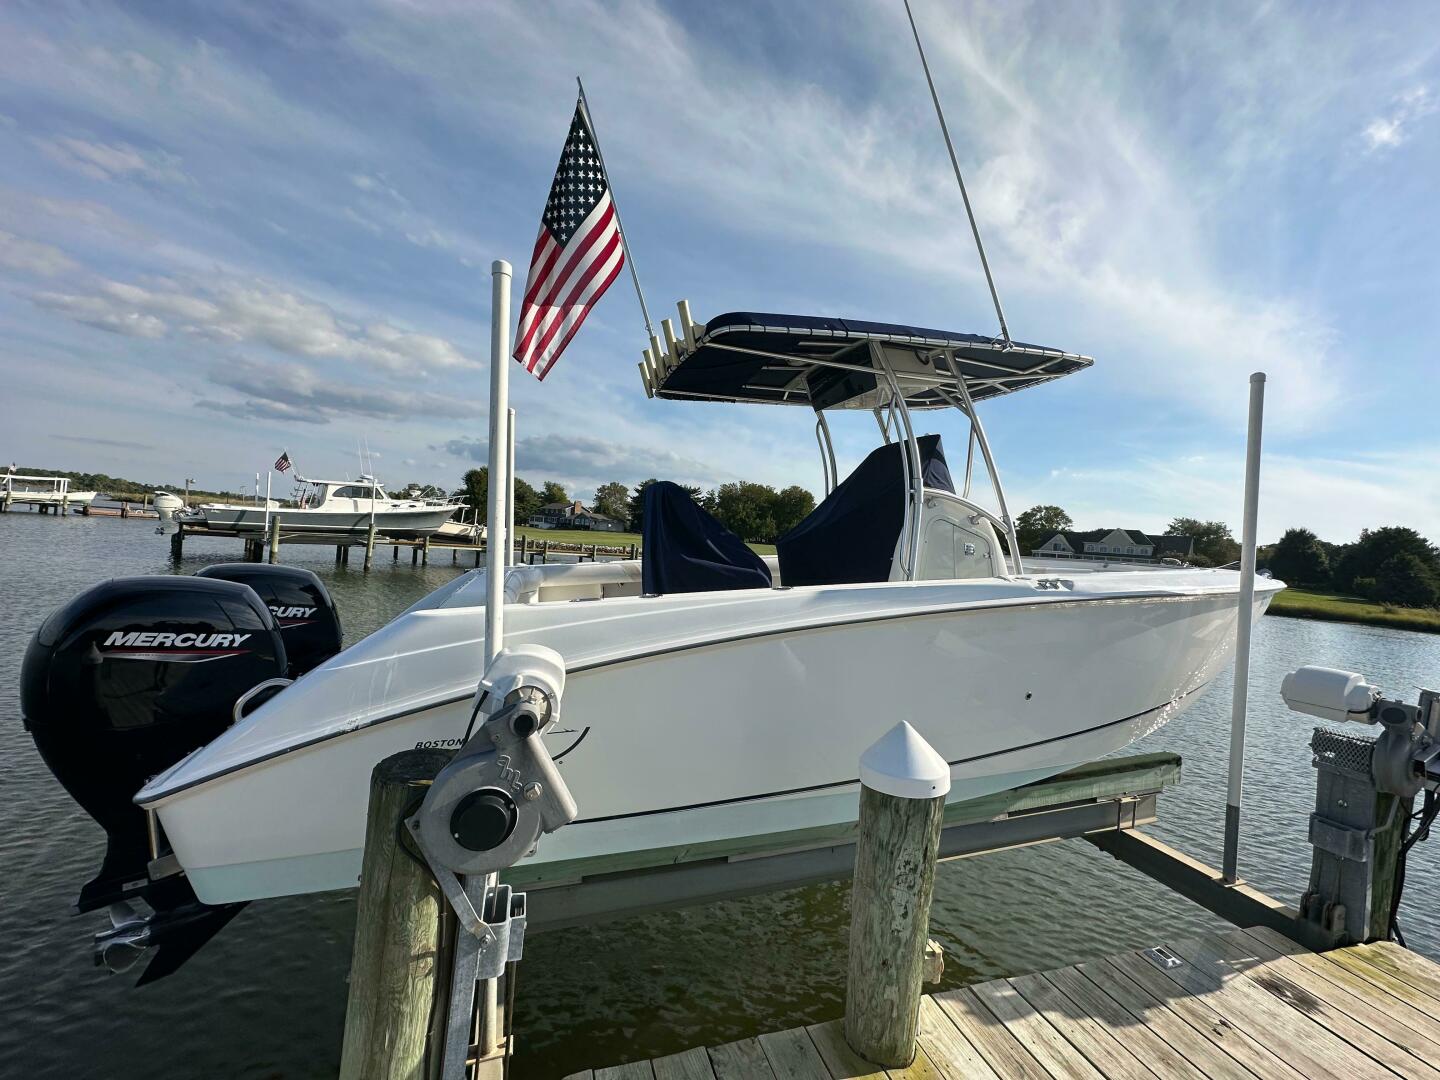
2,510,1437,1078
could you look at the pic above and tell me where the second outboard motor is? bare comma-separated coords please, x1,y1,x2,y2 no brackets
195,563,342,675
21,576,288,915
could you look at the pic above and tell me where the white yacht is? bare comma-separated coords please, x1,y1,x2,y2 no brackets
189,476,462,539
130,309,1283,905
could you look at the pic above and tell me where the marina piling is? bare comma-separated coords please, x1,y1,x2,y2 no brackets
267,517,281,564
843,722,949,1067
339,749,451,1080
363,523,376,571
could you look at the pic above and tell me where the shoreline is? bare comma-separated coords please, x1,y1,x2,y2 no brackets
1266,587,1440,635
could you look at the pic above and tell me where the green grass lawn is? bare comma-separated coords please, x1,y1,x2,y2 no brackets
1267,587,1440,634
511,527,776,556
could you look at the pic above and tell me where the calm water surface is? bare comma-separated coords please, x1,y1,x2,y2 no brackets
2,510,1438,1078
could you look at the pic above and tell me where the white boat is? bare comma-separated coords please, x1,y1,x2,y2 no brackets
135,309,1284,905
189,476,463,539
2,472,98,508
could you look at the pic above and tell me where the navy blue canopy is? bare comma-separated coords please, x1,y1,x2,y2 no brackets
642,481,773,595
776,435,953,588
654,311,1091,408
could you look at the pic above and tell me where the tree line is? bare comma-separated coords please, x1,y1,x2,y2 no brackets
1015,504,1440,610
456,469,816,544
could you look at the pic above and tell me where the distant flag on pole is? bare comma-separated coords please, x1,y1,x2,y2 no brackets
513,97,626,380
273,450,292,473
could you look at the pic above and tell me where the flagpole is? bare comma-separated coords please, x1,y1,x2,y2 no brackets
576,76,654,338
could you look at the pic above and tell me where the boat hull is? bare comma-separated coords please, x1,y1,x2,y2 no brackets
140,573,1274,904
195,505,459,539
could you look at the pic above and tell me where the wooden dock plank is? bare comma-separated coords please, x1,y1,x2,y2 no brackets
806,1019,942,1079
1008,972,1159,1079
561,1072,596,1080
1208,931,1440,1079
652,1046,719,1080
1234,930,1440,1074
1354,941,1440,1003
595,1061,656,1080
1041,965,1208,1080
1102,953,1306,1080
1071,959,1257,1080
1158,936,1393,1080
707,1037,777,1080
1241,927,1440,1043
1317,940,1440,1020
970,977,1106,1080
757,1026,832,1079
931,987,1051,1080
915,996,999,1080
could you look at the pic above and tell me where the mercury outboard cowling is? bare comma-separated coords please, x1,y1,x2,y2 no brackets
195,563,341,675
21,576,287,915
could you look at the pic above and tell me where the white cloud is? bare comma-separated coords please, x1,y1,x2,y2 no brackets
336,0,1350,433
0,230,77,276
1362,86,1436,153
31,274,476,373
203,358,486,424
31,290,167,337
35,135,190,185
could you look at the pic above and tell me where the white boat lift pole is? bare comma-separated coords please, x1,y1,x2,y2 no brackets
485,261,512,668
1223,371,1266,883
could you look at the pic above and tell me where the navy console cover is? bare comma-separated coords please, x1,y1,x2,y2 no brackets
777,435,953,587
642,481,773,595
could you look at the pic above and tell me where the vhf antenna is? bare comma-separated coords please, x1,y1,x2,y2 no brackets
903,0,1012,347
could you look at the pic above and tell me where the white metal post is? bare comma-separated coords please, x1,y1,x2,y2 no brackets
1223,371,1266,883
505,406,516,567
262,472,272,541
484,261,512,669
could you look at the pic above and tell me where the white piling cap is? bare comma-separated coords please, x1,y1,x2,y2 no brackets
859,722,951,799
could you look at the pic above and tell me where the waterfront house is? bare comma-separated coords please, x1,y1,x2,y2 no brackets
1034,528,1194,563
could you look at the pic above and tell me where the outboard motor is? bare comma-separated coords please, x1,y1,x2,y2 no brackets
195,563,342,675
20,576,289,981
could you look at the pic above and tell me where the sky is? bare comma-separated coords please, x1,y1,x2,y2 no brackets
0,0,1436,543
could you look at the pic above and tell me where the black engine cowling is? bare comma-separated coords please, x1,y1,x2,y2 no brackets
21,576,288,912
195,563,342,676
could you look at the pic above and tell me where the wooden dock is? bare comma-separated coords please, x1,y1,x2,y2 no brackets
564,927,1440,1079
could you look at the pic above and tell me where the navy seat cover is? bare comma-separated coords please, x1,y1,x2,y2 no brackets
642,481,772,595
777,435,953,587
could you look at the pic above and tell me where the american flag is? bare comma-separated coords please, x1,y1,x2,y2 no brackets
513,98,626,380
273,450,291,473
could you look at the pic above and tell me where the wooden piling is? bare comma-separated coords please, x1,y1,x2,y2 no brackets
267,516,281,564
421,536,430,565
364,523,377,572
339,749,451,1080
392,544,399,561
843,723,949,1067
170,521,184,560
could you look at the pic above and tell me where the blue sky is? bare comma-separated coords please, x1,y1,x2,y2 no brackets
1,0,1436,542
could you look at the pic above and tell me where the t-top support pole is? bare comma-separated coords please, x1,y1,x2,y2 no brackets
485,261,512,668
1223,371,1266,883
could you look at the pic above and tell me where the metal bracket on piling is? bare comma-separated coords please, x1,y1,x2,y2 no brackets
404,646,576,1079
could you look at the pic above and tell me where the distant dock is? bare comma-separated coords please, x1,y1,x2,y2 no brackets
167,517,638,569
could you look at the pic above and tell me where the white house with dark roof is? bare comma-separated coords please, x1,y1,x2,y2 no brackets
1034,529,1193,563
